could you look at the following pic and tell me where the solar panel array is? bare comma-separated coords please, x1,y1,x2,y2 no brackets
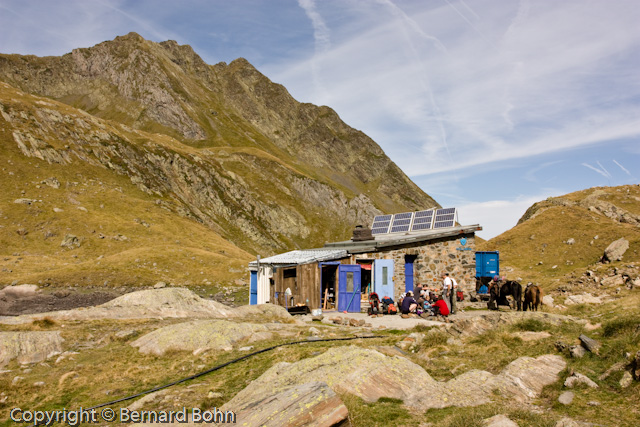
371,208,457,235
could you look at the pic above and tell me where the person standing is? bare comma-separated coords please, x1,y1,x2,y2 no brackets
441,273,452,312
449,275,458,314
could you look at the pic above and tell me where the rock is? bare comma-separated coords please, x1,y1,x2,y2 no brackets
0,331,64,367
569,345,586,358
512,331,551,342
587,401,601,406
579,334,601,355
41,177,61,189
583,322,601,331
542,295,554,307
564,293,602,305
131,319,273,355
238,346,254,352
153,281,167,289
598,361,626,380
127,389,170,411
309,327,321,337
233,304,295,323
555,341,568,352
483,414,518,427
311,315,323,322
221,381,349,427
558,391,574,405
0,284,39,299
13,198,38,205
53,207,63,213
555,417,591,427
115,330,137,340
226,346,565,412
60,234,80,249
348,318,359,327
620,371,633,388
564,372,598,388
207,391,223,399
602,238,629,262
12,376,24,385
566,238,575,245
33,381,45,387
600,274,625,287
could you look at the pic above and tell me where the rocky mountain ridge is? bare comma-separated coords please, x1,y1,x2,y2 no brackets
0,33,437,262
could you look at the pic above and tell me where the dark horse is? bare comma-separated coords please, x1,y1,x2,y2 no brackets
488,280,523,311
523,283,541,311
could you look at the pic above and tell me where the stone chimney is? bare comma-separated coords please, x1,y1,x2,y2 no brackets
352,225,373,242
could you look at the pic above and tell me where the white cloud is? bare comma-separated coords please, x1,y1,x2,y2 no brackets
582,162,611,180
457,192,562,240
613,159,631,176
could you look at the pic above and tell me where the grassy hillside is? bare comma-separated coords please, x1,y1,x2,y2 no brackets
479,185,640,291
0,85,252,290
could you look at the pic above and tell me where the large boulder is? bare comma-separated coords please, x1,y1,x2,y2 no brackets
131,320,272,355
0,331,64,367
0,284,39,299
220,381,349,427
233,304,296,323
602,238,629,262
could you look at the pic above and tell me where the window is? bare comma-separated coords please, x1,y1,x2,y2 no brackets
382,267,388,285
347,272,354,292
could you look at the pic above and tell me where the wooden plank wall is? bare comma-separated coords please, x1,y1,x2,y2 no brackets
270,263,321,309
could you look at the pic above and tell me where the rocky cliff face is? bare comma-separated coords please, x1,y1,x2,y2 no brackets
0,33,437,256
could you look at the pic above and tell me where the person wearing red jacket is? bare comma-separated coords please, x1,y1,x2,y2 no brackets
432,296,449,316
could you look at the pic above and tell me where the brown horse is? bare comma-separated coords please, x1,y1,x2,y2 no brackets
523,283,541,311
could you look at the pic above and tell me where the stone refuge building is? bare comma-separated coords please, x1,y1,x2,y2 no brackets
249,209,481,312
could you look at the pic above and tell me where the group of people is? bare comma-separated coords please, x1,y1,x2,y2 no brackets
398,272,459,317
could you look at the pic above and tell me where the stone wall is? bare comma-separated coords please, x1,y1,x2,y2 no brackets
350,233,476,298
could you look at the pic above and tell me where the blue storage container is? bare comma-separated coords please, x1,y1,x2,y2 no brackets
475,251,499,278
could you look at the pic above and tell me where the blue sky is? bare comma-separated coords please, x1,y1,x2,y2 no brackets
1,0,639,239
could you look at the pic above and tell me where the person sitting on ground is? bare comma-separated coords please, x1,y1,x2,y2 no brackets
431,296,450,317
400,291,418,314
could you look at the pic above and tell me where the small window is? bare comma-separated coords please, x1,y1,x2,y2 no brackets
382,267,388,285
347,272,354,292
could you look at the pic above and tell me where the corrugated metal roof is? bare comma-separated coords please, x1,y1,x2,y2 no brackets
249,249,348,266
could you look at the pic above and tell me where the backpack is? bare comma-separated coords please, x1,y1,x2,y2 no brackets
456,290,464,301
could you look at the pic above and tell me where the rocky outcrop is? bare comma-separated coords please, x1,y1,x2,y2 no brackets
224,346,565,412
220,381,349,427
131,319,275,355
0,331,64,367
0,288,236,324
0,34,437,255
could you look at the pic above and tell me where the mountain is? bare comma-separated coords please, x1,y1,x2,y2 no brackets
478,184,640,289
0,33,437,287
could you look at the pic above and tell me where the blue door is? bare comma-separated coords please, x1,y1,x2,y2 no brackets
404,255,416,293
249,270,258,305
374,259,394,300
338,265,361,312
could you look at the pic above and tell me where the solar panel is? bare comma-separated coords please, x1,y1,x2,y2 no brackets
434,220,454,229
371,214,392,235
435,213,455,221
410,209,434,232
371,208,458,235
388,212,414,234
436,208,456,215
411,222,432,231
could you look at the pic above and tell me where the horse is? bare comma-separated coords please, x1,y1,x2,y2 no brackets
523,283,541,311
488,280,523,311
